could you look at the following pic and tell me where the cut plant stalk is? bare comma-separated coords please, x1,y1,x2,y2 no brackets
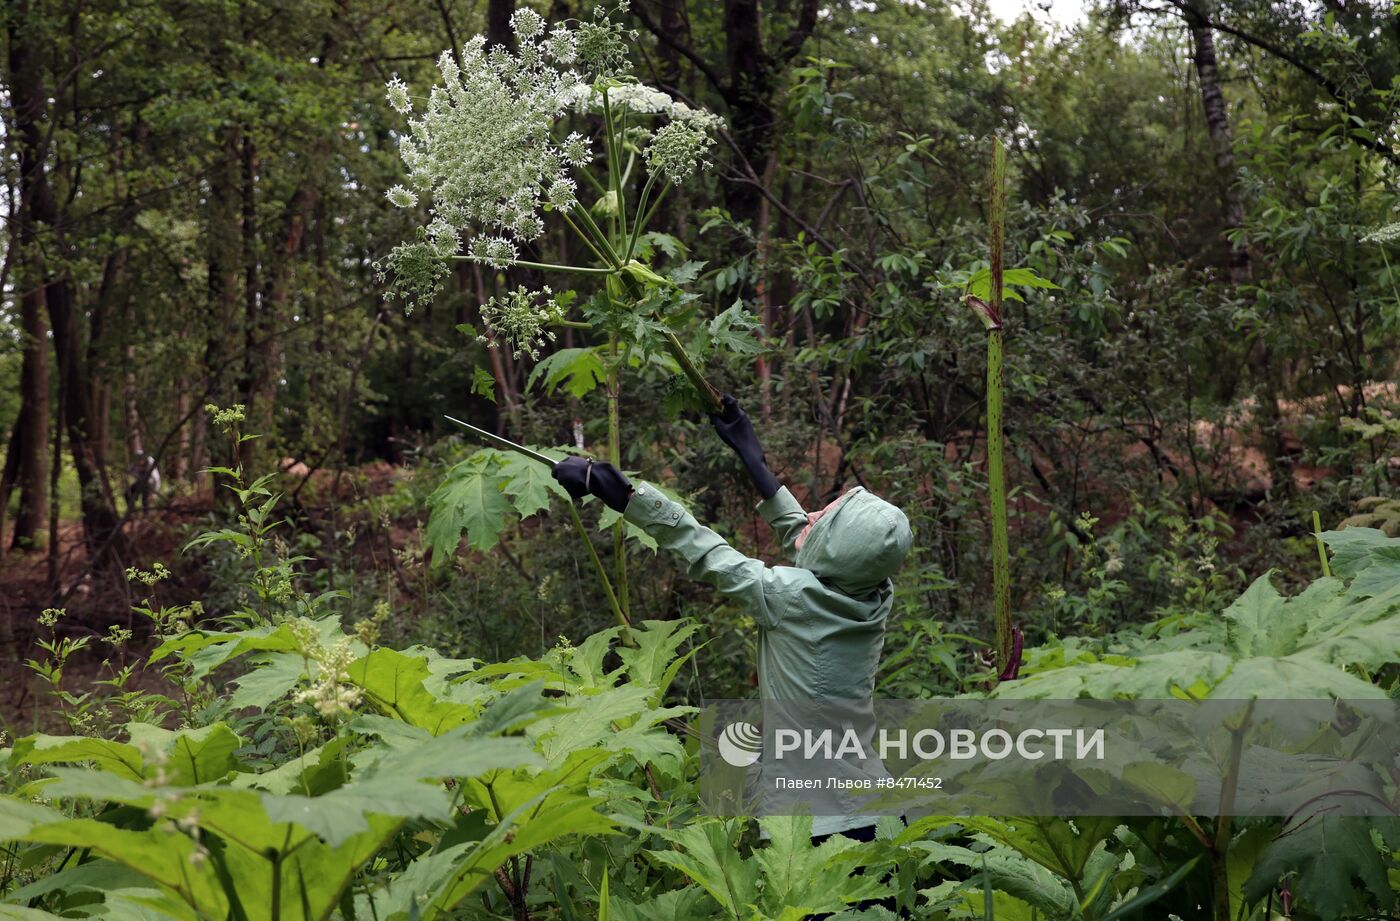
966,137,1014,677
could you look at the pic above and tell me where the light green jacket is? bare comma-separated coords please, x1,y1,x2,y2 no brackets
623,481,913,837
624,481,911,698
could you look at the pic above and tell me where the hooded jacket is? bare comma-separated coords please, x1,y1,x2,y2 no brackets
623,481,913,837
625,482,912,699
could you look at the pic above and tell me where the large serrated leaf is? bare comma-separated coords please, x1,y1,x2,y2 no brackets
425,452,515,559
527,347,606,398
1244,817,1400,917
498,451,570,519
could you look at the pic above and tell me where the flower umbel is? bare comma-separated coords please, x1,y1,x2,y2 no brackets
479,286,565,359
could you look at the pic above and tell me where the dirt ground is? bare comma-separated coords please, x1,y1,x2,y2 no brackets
0,462,408,730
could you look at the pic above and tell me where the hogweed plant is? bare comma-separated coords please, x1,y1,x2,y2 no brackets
380,5,759,618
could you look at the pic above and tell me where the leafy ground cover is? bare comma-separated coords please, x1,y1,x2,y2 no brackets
2,445,1398,920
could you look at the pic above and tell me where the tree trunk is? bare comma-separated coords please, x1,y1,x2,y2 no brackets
6,2,51,553
1186,2,1291,502
1186,0,1250,284
11,278,49,551
721,0,772,229
9,0,126,566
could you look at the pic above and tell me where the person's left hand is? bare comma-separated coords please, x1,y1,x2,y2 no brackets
709,394,765,463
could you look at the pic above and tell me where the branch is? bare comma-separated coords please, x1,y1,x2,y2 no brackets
630,1,727,95
775,0,820,66
1164,0,1399,165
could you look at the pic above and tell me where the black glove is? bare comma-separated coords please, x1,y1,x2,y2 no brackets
708,394,780,500
551,456,633,513
709,394,764,463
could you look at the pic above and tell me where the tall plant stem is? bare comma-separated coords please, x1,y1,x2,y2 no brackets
624,172,659,264
601,89,627,243
1312,510,1332,577
454,257,612,276
570,204,621,268
564,498,631,636
607,333,629,619
987,138,1013,674
554,211,611,268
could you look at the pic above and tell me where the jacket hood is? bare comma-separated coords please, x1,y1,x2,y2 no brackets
794,487,912,596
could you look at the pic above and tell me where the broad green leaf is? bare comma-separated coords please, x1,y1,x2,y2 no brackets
910,841,1075,917
232,737,351,796
498,451,570,519
347,648,477,733
1209,654,1386,699
755,815,887,916
650,821,758,917
228,653,308,710
126,723,242,785
411,790,616,921
425,452,515,558
1223,574,1307,657
527,685,656,763
10,735,145,782
609,887,713,921
471,367,497,403
617,619,701,694
527,347,606,398
1244,817,1399,917
1322,527,1391,578
963,265,1060,303
927,816,1118,884
706,303,765,356
261,777,451,846
359,730,540,785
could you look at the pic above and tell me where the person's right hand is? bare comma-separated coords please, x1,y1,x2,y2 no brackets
708,394,764,463
550,456,634,512
551,456,593,502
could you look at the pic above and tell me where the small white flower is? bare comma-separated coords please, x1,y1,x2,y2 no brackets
562,132,593,166
386,185,416,208
547,177,577,210
645,118,715,184
385,76,412,114
511,8,545,40
547,25,578,64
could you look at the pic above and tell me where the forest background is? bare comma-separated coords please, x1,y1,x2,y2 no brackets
0,0,1398,702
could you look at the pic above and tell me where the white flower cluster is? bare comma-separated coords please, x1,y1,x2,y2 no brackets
386,9,597,271
379,4,723,318
1362,221,1400,244
287,619,363,720
479,286,565,359
570,80,724,185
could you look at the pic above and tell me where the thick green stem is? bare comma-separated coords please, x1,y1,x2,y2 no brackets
602,89,625,243
638,180,672,238
553,210,611,267
607,334,629,620
625,171,659,264
564,498,631,638
455,257,613,276
570,203,621,268
1211,699,1254,921
987,138,1013,674
1313,510,1332,577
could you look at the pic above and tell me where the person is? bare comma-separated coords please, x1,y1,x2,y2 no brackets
552,394,913,849
125,454,161,515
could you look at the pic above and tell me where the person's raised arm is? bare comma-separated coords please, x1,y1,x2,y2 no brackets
708,394,781,500
553,457,792,628
708,394,808,557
